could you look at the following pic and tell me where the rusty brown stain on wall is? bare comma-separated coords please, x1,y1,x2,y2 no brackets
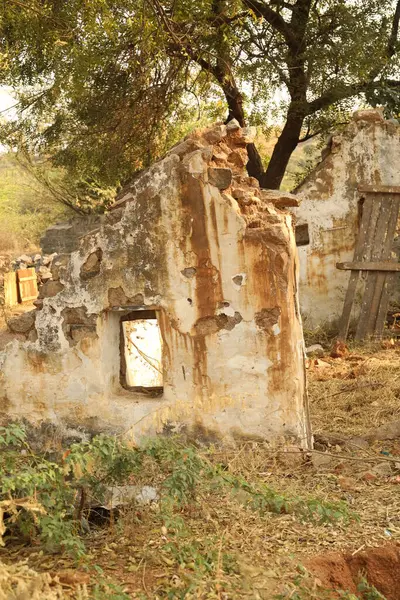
181,173,224,320
0,120,310,446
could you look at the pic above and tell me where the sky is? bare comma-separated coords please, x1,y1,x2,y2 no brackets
0,87,16,116
0,88,18,152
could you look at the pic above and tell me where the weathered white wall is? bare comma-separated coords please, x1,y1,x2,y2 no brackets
294,110,400,329
0,123,311,447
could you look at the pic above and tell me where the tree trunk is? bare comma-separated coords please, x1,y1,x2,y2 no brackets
246,142,265,181
260,104,305,189
253,0,311,189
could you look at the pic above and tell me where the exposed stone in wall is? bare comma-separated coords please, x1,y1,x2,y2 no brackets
7,310,36,335
80,248,103,280
0,120,311,447
294,109,400,329
50,254,70,282
255,307,281,331
40,216,101,255
108,287,144,308
61,306,98,346
39,281,64,299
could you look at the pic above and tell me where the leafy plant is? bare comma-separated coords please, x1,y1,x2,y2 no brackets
0,424,142,558
356,578,387,600
0,419,356,600
275,570,388,600
215,469,355,525
89,580,131,600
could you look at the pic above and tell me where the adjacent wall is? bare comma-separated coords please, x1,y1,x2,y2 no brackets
0,123,311,447
294,110,400,329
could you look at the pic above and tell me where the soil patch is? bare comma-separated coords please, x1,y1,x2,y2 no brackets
307,542,400,598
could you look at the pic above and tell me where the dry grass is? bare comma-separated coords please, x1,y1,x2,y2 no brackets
2,345,400,598
309,344,400,436
0,559,66,600
0,229,37,256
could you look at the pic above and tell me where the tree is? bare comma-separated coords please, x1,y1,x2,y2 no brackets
1,0,400,193
0,0,207,202
149,0,400,188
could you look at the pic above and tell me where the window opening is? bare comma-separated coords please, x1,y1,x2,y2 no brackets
120,310,163,393
295,223,310,246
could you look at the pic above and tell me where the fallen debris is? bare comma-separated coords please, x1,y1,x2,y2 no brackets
305,343,324,357
100,485,159,510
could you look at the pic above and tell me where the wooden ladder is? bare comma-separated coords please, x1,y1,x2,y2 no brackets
337,185,400,341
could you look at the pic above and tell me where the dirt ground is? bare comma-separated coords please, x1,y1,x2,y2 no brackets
2,343,400,598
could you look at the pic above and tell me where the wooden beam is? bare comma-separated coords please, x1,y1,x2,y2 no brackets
358,185,400,194
337,261,400,272
109,305,158,312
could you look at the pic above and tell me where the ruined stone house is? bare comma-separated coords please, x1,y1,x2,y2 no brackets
294,109,400,330
0,121,311,447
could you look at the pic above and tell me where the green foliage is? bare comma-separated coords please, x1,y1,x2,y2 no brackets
143,436,354,525
0,425,142,558
217,469,354,525
2,0,400,191
285,140,324,190
0,0,222,201
0,421,355,597
144,437,206,506
0,422,26,445
356,578,387,600
89,580,131,600
275,570,388,600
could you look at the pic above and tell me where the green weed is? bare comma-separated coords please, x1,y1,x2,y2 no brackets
0,424,358,598
89,580,131,600
275,570,388,600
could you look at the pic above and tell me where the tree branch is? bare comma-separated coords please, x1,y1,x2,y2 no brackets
289,0,313,50
307,79,400,115
270,0,295,9
242,0,297,48
299,121,348,142
307,84,364,114
6,0,68,26
242,24,290,85
207,10,249,25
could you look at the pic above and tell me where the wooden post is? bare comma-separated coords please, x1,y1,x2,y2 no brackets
337,186,400,341
4,272,18,307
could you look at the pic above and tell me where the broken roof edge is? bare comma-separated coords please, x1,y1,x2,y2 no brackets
109,119,300,214
40,119,302,257
293,108,400,195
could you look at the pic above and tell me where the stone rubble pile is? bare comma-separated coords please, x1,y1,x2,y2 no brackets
11,252,58,285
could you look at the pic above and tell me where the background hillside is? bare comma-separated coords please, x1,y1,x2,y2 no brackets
0,154,70,255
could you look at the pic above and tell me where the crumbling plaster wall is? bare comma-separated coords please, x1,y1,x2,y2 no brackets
294,110,400,329
0,122,311,447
